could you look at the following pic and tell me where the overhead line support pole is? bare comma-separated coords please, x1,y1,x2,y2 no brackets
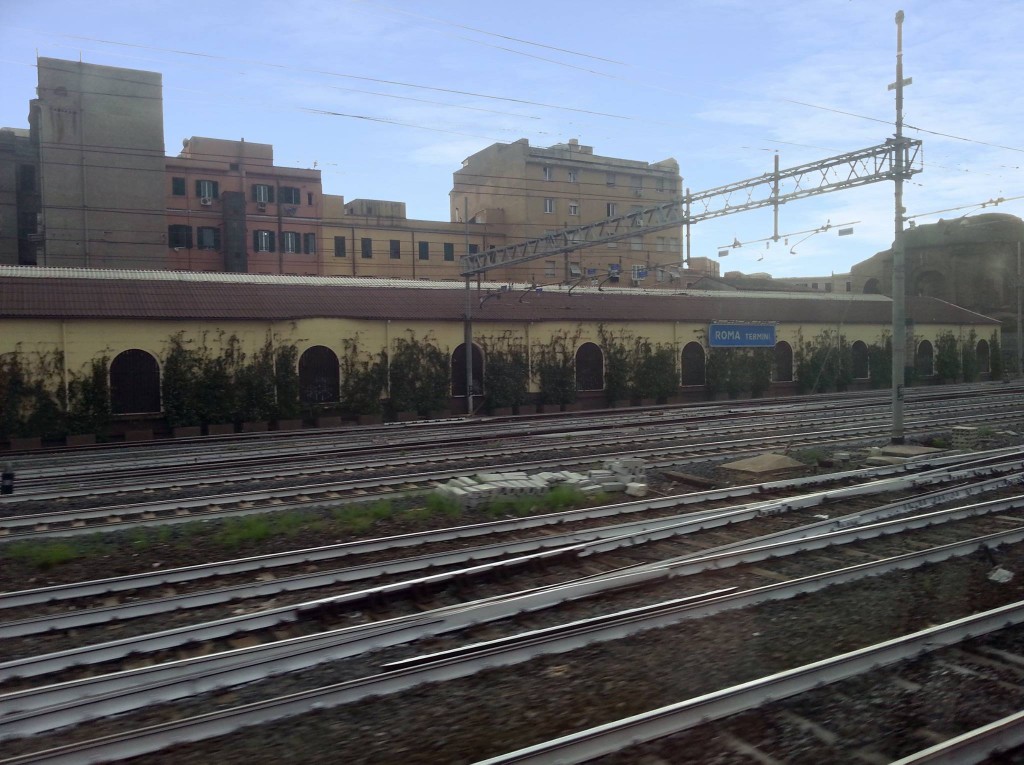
890,9,912,444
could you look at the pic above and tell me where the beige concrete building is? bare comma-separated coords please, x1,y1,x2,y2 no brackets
29,58,168,269
319,196,498,280
451,138,684,286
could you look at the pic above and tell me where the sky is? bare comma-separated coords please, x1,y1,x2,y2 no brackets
2,0,1023,279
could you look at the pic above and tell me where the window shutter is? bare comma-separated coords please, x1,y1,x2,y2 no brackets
211,181,219,199
253,231,259,251
186,227,193,248
195,180,203,197
251,186,258,202
268,232,276,252
213,229,222,251
268,186,274,203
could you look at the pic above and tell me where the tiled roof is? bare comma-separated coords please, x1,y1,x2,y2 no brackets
0,266,999,327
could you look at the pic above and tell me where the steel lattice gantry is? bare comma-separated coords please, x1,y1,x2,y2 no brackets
459,138,923,277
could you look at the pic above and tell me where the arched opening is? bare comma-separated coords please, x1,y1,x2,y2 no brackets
977,339,991,374
863,278,881,294
299,345,340,404
575,342,604,391
915,340,934,377
451,343,484,396
680,342,705,386
773,341,793,382
851,340,869,379
110,349,161,414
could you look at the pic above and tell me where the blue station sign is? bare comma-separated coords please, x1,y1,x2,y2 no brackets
708,323,777,348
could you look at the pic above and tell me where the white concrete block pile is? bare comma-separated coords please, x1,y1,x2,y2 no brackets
433,458,648,509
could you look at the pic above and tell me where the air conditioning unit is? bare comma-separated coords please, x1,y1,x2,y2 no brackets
200,196,213,206
257,201,267,212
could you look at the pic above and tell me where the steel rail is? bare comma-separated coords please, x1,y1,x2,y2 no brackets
4,481,1024,736
474,601,1024,764
4,453,1021,639
4,390,1022,505
5,534,1024,762
4,415,1020,541
888,710,1024,764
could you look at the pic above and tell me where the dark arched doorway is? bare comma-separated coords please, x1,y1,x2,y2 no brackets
451,343,484,396
110,349,161,414
681,342,705,386
299,345,340,404
575,342,604,390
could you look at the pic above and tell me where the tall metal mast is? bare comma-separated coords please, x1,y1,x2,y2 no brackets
889,9,912,443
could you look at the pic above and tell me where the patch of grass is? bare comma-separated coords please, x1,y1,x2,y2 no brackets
423,493,463,519
541,485,588,510
4,539,83,570
333,500,394,532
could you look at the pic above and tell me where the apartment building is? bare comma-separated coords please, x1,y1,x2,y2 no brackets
320,196,497,280
165,137,322,274
451,138,684,285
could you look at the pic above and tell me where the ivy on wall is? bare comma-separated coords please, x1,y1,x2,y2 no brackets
479,332,529,412
533,329,579,407
339,335,387,416
387,331,450,416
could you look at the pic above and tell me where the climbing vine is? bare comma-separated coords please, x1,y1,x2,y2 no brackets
387,331,450,416
479,332,529,412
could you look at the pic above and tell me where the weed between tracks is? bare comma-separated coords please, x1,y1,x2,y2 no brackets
0,486,600,584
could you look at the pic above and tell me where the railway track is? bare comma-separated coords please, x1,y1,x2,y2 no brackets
3,449,1024,762
4,382,1023,508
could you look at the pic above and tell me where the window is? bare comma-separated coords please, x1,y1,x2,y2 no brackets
171,177,186,196
444,242,455,261
390,239,401,259
168,224,192,249
254,230,275,252
543,166,552,181
334,236,347,258
606,172,616,186
631,175,642,190
19,164,36,193
568,169,577,183
846,282,852,292
303,233,316,254
656,177,665,192
569,201,579,216
252,184,274,203
630,236,643,251
656,237,665,252
419,241,430,260
569,263,581,278
282,231,300,253
606,202,617,217
196,179,219,199
468,243,479,255
307,192,314,205
544,260,556,278
197,226,220,250
361,237,373,259
279,186,301,205
544,198,555,214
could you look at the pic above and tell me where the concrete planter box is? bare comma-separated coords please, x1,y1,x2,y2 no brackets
316,416,342,428
125,429,153,442
275,419,303,431
357,414,383,426
9,437,42,451
172,426,202,438
206,423,235,436
241,420,268,433
66,433,97,447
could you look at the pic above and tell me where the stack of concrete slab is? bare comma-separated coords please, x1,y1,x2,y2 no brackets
433,459,650,509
